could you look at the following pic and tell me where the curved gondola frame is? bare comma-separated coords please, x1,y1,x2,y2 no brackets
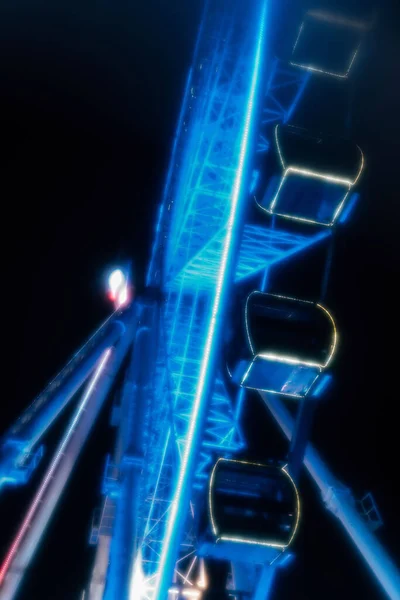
208,458,301,550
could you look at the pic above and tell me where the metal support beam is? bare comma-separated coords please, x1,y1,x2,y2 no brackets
0,307,137,600
288,398,317,484
104,308,159,600
260,391,400,600
320,233,335,302
252,565,276,600
0,313,126,490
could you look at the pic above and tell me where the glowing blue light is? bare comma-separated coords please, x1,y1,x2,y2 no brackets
153,2,269,596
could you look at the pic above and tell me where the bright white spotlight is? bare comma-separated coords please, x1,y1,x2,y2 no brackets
108,269,125,295
107,268,131,307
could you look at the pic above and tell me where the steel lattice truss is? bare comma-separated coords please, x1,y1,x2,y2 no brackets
134,0,325,596
140,0,259,586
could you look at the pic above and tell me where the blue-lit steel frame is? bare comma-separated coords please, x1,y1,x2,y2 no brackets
0,311,125,490
256,58,311,154
128,1,271,597
103,304,158,600
145,0,209,290
158,2,269,595
112,1,334,597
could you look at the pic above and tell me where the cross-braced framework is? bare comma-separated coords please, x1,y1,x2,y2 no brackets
97,1,334,597
256,58,311,154
136,2,269,595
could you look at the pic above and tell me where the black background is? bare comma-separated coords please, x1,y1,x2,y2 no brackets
1,0,399,598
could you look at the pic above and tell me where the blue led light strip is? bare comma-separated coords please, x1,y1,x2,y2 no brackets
153,2,269,596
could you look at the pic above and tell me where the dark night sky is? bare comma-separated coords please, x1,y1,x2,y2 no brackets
1,0,400,598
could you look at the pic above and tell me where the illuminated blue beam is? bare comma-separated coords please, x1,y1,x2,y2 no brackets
256,59,311,154
153,2,269,596
165,12,251,281
170,224,330,289
194,376,245,489
236,224,329,283
0,307,137,600
146,66,193,287
147,2,211,288
0,312,126,490
104,307,161,600
137,0,273,586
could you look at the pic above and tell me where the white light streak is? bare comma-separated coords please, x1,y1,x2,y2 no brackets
0,349,112,586
307,10,368,30
269,173,287,212
287,167,354,186
268,209,334,227
245,292,256,355
182,588,201,598
274,124,284,168
281,465,301,547
331,191,350,224
351,145,365,185
209,459,221,536
153,5,268,597
291,21,304,54
219,535,287,549
266,292,314,304
316,303,338,367
290,46,359,79
258,352,323,369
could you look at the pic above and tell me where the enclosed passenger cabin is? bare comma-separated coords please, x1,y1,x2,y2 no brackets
255,124,364,227
286,10,371,135
227,291,337,398
291,10,366,79
209,458,300,549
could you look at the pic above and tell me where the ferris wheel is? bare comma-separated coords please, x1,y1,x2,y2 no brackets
0,2,399,600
